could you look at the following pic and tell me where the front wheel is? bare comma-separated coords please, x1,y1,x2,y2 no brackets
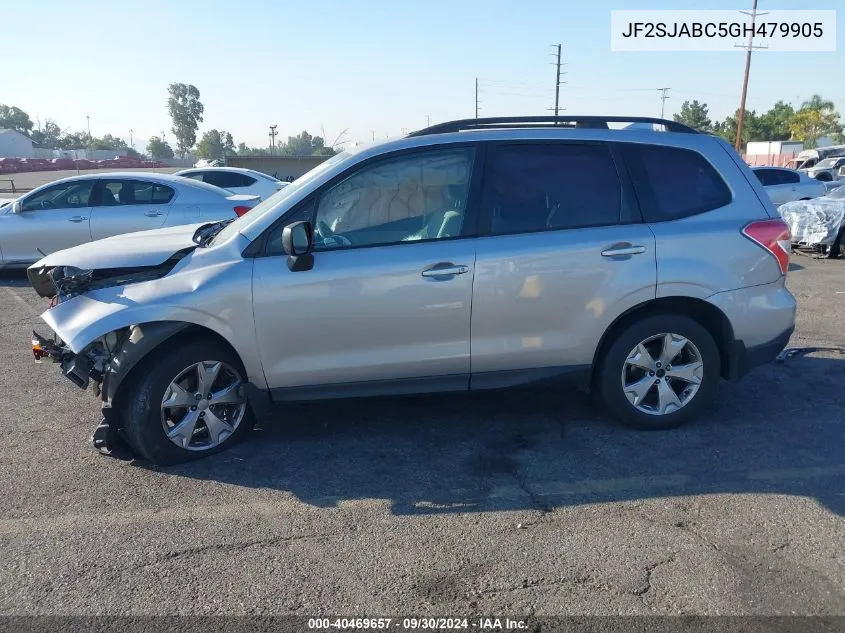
121,339,255,465
595,315,720,430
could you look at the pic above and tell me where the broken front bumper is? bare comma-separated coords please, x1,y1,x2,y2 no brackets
32,329,102,391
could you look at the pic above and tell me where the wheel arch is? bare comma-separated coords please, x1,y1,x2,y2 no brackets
102,321,270,427
590,296,737,386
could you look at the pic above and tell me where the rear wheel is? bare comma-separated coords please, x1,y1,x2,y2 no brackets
596,315,720,430
122,339,254,465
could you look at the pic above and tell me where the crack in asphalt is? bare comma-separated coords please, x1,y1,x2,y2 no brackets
131,532,334,571
633,553,677,603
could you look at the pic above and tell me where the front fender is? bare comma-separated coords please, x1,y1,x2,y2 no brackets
40,259,267,389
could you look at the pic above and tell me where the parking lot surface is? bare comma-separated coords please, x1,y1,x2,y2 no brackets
0,256,843,616
2,168,183,193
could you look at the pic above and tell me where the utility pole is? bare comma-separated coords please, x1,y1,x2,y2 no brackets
553,43,562,117
129,129,133,148
734,0,766,151
425,114,431,127
475,77,479,119
86,115,90,138
658,88,670,118
269,125,277,154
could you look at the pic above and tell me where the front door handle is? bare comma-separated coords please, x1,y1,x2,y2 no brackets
144,210,163,217
421,263,470,278
601,244,646,257
68,216,87,223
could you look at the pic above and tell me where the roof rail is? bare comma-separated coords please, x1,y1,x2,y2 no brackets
407,116,698,137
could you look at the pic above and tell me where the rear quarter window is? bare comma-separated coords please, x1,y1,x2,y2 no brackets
623,144,732,222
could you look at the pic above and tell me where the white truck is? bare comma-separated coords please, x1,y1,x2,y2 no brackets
785,145,845,174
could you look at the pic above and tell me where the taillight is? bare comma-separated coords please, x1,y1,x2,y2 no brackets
742,219,791,275
233,206,252,217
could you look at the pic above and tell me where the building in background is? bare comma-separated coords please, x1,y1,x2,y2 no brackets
226,155,331,180
0,129,35,158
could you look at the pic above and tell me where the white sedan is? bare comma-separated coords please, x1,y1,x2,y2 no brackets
0,172,257,268
752,167,827,206
174,167,288,201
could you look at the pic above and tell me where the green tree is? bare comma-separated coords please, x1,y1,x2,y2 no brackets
278,131,337,156
167,83,204,157
88,133,128,152
789,94,842,148
756,101,794,140
55,131,89,150
196,129,225,159
222,131,235,155
673,100,712,131
0,104,34,133
146,135,174,159
30,120,62,148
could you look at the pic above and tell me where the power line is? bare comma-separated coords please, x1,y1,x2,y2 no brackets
734,0,768,151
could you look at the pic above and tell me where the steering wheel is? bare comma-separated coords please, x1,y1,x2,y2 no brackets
315,220,353,247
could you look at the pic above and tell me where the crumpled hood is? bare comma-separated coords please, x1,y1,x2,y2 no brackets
30,222,204,271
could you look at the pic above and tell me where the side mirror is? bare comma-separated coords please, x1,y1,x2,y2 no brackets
837,166,845,177
282,221,314,272
11,200,22,214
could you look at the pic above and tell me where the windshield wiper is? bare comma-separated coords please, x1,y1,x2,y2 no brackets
192,219,234,247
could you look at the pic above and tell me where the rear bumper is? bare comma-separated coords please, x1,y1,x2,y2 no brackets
726,325,794,381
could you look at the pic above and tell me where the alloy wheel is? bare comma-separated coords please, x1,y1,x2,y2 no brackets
621,333,704,416
160,360,247,451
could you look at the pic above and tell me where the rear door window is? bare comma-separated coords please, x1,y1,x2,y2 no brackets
774,169,799,185
623,144,732,222
481,143,624,235
203,171,257,189
98,180,175,206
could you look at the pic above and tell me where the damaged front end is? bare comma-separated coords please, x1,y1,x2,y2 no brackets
29,251,194,456
28,249,194,301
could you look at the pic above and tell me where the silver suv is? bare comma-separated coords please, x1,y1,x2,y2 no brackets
28,116,797,465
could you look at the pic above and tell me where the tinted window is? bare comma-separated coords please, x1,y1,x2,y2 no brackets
774,169,799,185
753,169,775,186
312,147,475,250
483,143,622,235
99,180,175,206
624,144,731,222
204,171,257,188
21,180,93,211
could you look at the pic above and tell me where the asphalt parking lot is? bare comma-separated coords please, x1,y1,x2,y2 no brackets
0,256,843,616
1,168,183,193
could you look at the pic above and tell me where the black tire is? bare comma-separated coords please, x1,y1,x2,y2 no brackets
121,339,255,465
595,314,720,430
816,173,832,182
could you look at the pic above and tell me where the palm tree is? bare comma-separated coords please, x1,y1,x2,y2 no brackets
801,94,835,112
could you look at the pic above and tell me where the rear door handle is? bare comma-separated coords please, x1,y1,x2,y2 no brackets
144,210,163,217
421,263,470,278
68,216,87,223
601,244,646,257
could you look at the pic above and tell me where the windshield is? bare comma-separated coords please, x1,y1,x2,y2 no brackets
828,186,845,199
817,158,838,168
210,151,352,245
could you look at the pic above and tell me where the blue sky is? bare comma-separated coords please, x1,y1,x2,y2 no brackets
3,0,842,150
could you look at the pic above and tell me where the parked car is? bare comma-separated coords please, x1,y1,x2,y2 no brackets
0,172,257,267
193,159,224,168
806,156,845,182
751,167,827,206
0,158,22,174
175,166,289,201
18,158,50,172
27,116,795,465
50,158,77,170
